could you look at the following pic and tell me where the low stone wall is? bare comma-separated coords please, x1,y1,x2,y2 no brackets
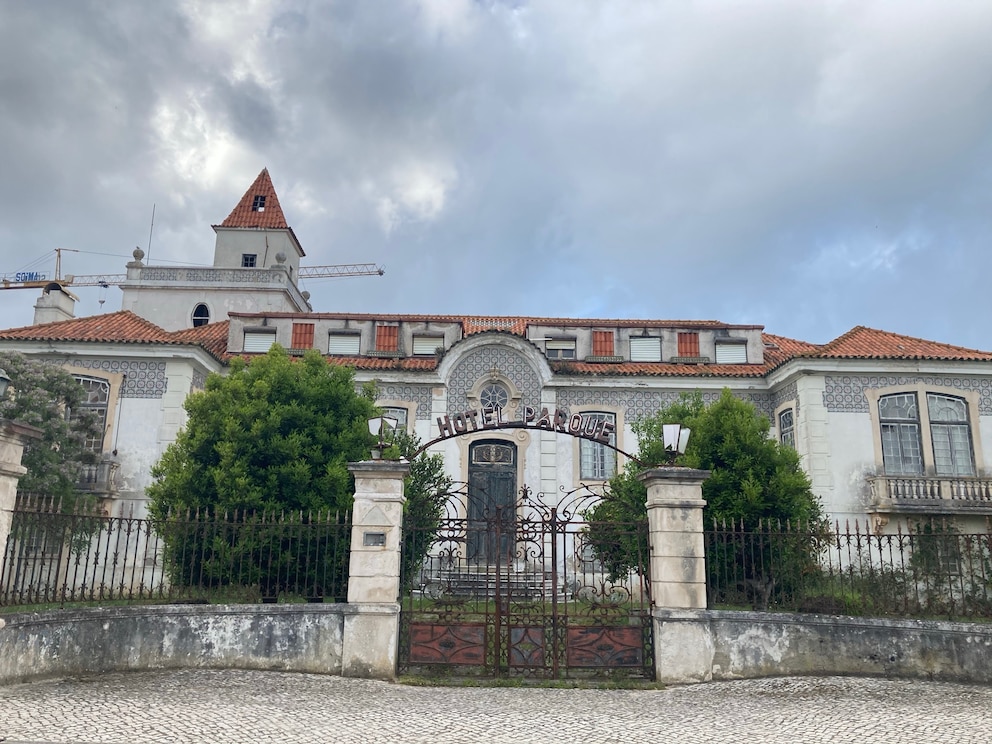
0,604,358,685
654,608,992,685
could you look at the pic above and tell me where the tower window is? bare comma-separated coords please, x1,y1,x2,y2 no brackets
251,195,266,212
192,303,210,327
241,254,257,268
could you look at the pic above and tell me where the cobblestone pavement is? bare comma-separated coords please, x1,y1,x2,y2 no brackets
2,670,991,744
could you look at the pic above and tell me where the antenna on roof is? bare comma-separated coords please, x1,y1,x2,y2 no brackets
146,204,156,265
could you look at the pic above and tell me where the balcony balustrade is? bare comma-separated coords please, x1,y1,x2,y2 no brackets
867,474,992,515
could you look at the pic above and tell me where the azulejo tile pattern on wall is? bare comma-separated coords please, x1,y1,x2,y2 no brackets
823,375,992,414
446,346,542,414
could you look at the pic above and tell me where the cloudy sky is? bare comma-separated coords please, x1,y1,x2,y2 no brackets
1,0,990,348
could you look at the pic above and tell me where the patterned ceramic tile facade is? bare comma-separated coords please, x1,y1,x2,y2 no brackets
823,375,992,414
772,381,799,415
556,388,774,421
446,346,542,413
375,383,434,419
71,359,168,399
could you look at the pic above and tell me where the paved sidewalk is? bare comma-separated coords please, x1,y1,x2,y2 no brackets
2,669,990,743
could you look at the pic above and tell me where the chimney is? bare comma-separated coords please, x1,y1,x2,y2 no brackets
33,283,77,325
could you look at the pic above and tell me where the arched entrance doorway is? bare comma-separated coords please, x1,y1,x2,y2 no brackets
466,439,516,563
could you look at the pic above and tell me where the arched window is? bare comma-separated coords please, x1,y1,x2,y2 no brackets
778,409,795,449
927,393,975,476
192,303,210,327
74,376,110,452
878,393,923,476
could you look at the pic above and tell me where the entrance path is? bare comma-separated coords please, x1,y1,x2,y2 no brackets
2,669,990,743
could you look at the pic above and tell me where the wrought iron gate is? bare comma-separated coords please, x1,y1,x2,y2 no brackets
399,483,652,679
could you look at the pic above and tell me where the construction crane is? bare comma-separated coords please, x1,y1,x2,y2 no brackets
1,249,385,290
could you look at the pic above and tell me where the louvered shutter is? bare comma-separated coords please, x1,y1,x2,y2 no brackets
715,343,747,364
413,335,443,356
629,337,661,362
328,334,361,355
243,332,276,352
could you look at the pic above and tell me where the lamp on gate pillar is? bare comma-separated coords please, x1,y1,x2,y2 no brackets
662,423,691,465
368,414,399,459
0,368,10,400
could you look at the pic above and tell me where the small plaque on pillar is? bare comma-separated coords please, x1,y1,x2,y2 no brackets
363,531,387,547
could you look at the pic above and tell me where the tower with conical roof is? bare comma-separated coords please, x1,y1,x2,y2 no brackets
119,169,312,331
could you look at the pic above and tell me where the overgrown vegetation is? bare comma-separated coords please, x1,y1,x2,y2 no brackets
0,351,102,507
585,390,826,603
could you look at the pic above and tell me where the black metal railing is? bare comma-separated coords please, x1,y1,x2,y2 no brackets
1,501,352,608
705,518,992,619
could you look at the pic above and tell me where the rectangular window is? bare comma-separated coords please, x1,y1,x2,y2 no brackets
546,339,577,360
677,332,700,357
778,409,795,449
412,335,443,356
380,406,409,431
715,342,747,364
592,331,614,357
328,333,360,355
241,254,257,268
251,195,266,212
579,412,617,480
376,324,399,352
291,323,315,349
629,337,661,362
243,331,276,352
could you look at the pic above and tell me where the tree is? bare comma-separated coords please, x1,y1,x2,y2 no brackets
147,347,379,597
149,347,378,516
393,429,453,591
585,389,825,597
0,351,101,504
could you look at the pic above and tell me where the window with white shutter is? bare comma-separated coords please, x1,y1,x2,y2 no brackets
629,337,661,362
715,343,747,364
328,333,361,355
243,331,276,352
546,339,576,360
413,335,444,356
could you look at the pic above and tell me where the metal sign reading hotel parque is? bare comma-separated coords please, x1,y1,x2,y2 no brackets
436,406,615,444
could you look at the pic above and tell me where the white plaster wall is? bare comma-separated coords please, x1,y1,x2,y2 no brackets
820,412,876,523
978,416,992,476
112,398,166,517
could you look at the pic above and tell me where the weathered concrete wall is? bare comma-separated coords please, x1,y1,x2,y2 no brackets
654,609,992,685
0,605,352,685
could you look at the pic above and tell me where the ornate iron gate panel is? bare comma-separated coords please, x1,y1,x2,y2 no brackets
399,484,652,679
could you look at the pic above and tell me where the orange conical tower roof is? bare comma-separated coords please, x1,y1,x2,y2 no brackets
220,168,289,229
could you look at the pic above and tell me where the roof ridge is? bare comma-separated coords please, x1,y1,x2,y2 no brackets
218,168,289,230
823,325,992,357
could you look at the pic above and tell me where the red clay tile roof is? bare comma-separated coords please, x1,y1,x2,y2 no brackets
811,326,992,362
3,311,990,377
171,321,231,360
0,311,172,344
0,311,231,362
219,168,289,230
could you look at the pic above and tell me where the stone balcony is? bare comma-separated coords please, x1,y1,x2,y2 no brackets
77,458,119,497
867,475,992,515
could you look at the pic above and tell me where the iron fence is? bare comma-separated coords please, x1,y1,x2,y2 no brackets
706,518,992,619
1,498,352,608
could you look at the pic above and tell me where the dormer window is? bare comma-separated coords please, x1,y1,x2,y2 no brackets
251,195,266,212
546,339,576,360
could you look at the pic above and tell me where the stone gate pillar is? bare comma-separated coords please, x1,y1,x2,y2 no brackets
0,420,42,558
341,460,410,679
638,466,710,610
